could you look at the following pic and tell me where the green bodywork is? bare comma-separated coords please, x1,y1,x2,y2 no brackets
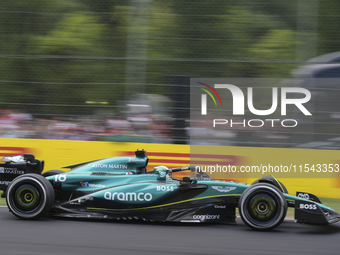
45,155,336,215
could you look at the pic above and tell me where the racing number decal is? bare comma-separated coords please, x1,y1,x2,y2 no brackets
54,174,67,182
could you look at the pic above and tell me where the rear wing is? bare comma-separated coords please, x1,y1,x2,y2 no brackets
0,154,44,193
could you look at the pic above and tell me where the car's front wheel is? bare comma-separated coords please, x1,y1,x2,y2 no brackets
238,183,287,231
6,174,55,219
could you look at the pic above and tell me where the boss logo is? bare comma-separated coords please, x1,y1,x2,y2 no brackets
300,204,317,210
156,185,174,192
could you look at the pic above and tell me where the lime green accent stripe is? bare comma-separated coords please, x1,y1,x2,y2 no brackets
273,176,285,193
199,88,217,106
87,194,242,211
25,193,33,202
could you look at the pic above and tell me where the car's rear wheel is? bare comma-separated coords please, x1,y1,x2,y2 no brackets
6,174,55,219
238,183,287,231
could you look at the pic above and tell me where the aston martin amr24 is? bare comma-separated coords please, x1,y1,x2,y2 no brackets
0,150,339,231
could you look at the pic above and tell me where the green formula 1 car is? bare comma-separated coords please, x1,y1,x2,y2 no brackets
0,150,339,231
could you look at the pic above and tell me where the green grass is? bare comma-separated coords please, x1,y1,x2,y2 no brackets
319,198,340,212
0,197,6,206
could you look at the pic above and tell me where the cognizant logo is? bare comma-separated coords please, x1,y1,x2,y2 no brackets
198,83,311,128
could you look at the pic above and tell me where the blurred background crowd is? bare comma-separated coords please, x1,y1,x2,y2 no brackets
0,108,172,143
1,0,340,148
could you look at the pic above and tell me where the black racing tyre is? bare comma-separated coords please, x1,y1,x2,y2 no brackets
252,176,288,194
42,170,64,177
6,174,55,219
238,183,287,231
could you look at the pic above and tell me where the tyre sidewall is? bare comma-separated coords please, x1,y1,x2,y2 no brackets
239,183,287,230
6,174,54,219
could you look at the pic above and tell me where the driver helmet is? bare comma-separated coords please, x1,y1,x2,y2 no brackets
153,166,169,171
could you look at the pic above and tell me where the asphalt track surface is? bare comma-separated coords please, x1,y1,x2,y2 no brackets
0,207,340,255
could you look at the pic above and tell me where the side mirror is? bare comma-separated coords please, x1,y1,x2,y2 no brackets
181,176,197,185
